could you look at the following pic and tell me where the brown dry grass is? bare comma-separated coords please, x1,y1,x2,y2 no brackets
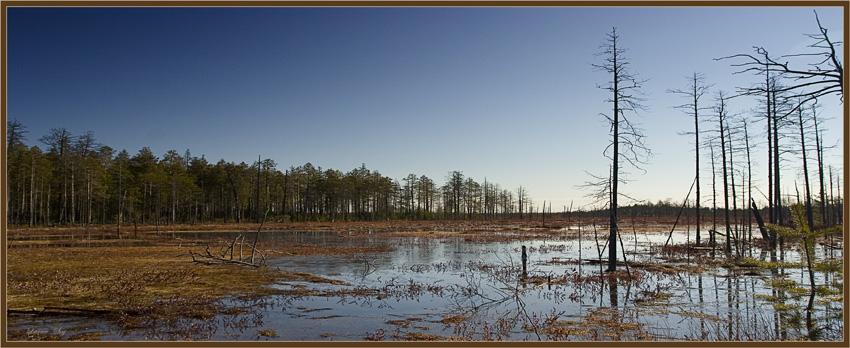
6,244,344,315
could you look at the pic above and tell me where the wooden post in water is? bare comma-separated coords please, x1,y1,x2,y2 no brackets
521,245,528,279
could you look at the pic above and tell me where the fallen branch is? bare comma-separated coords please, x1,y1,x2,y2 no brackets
190,250,260,268
751,198,773,243
251,207,270,264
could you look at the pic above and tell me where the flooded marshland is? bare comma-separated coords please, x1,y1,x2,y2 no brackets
7,225,845,341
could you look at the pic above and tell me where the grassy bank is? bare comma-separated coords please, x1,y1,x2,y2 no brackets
5,238,366,340
6,244,342,315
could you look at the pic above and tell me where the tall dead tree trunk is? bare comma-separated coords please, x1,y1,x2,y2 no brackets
716,92,732,256
772,88,782,227
256,155,261,223
591,27,650,272
669,72,711,246
766,73,774,225
797,101,815,230
743,120,754,247
708,139,718,249
812,104,828,228
727,121,739,256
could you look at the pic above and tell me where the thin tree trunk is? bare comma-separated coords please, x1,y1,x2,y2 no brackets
71,163,76,226
87,169,92,225
727,123,739,257
772,89,782,227
117,163,122,238
798,104,815,230
29,156,35,226
251,208,269,264
744,122,754,251
694,95,701,247
256,155,261,223
719,106,732,256
710,140,718,249
171,177,177,224
608,31,620,272
814,112,827,228
766,74,774,225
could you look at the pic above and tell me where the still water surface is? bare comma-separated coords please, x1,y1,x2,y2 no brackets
9,229,844,341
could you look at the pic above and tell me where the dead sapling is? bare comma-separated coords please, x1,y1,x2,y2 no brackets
190,208,270,268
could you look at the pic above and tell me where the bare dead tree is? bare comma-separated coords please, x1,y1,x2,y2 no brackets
794,98,816,231
714,91,733,256
590,27,651,272
725,114,741,257
717,10,842,228
771,81,796,227
708,139,718,249
668,72,713,246
752,76,794,226
741,118,755,248
716,10,843,115
810,102,833,228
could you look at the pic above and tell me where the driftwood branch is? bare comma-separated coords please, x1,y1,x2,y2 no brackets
190,210,271,268
190,247,261,268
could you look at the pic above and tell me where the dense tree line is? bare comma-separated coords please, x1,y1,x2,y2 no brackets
5,123,539,227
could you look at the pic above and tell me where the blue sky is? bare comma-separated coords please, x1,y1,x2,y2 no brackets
6,6,844,210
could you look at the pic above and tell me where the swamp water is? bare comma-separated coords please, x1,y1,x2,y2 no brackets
7,229,844,341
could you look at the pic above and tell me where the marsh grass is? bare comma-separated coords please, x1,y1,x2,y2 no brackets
7,246,285,311
543,307,652,341
6,218,844,341
6,243,352,340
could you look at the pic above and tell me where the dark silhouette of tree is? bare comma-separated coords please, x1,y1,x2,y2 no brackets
40,128,74,224
591,27,651,271
416,175,437,220
717,11,842,115
6,119,29,224
402,174,417,219
6,119,28,150
810,102,836,228
741,118,755,247
718,11,842,229
708,139,718,248
794,98,816,231
463,177,481,219
516,185,528,220
73,131,102,225
444,171,464,219
112,150,132,237
713,91,733,255
668,72,712,246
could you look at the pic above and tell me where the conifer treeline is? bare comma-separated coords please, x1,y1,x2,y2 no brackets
6,123,540,226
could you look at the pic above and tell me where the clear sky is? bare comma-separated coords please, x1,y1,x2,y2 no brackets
6,5,844,211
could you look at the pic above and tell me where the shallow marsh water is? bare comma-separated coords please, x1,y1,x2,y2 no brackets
8,229,844,341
